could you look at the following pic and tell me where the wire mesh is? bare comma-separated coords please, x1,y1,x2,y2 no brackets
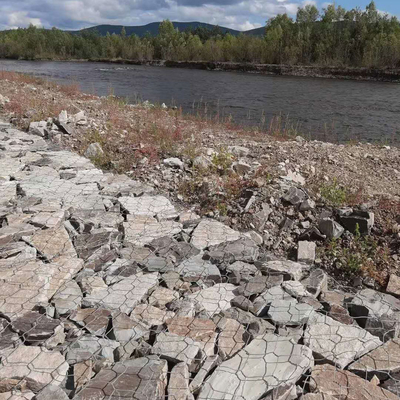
0,120,399,400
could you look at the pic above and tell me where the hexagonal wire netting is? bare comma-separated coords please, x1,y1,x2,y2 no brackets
0,120,399,400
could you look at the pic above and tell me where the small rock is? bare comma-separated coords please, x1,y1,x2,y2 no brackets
318,218,344,239
163,157,184,169
84,143,104,159
387,275,400,296
282,187,307,205
297,241,316,263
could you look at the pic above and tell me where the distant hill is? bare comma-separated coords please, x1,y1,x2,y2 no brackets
67,21,265,37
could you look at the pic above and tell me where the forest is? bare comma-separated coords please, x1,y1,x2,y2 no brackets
0,1,400,68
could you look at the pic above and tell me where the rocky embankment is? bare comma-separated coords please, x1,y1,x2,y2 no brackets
1,110,400,400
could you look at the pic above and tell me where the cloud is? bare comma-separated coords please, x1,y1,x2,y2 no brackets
0,0,345,31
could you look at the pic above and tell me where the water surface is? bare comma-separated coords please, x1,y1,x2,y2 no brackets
1,60,399,144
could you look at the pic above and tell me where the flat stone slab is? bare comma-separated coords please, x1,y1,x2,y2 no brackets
69,308,112,337
123,217,182,247
267,300,314,326
348,338,400,379
51,280,82,316
0,181,17,205
304,311,382,369
0,346,68,390
0,257,83,319
197,334,314,400
24,226,76,261
216,317,246,360
74,356,167,400
152,332,202,368
119,195,176,218
309,364,398,400
187,283,238,317
190,219,242,250
83,272,159,314
132,304,176,326
253,286,297,317
167,316,217,357
258,260,308,281
175,254,221,282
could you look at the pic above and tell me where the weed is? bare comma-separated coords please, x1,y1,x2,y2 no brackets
320,178,348,206
212,147,233,174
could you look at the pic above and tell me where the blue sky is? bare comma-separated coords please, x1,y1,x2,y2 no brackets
0,0,397,32
339,0,399,14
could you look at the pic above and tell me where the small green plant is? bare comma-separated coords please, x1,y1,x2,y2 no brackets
320,178,348,206
212,148,233,174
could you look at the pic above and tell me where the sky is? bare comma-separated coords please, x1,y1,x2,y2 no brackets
0,0,397,32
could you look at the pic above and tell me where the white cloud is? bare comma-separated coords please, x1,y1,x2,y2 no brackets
0,0,315,31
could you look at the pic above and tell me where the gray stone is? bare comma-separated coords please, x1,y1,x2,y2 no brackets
258,260,308,281
297,241,316,263
387,275,400,296
164,157,184,169
0,181,17,205
132,304,176,326
267,300,314,326
304,311,382,369
51,280,82,316
301,269,328,298
70,209,124,232
197,334,313,400
231,295,254,312
123,217,182,247
112,312,150,344
119,195,175,218
29,210,65,229
84,142,104,159
206,237,259,264
226,261,261,282
190,219,241,250
282,187,307,205
169,362,191,400
233,161,252,176
0,257,83,319
282,281,309,298
237,275,283,297
83,272,159,314
23,226,76,261
162,271,184,290
253,286,297,317
73,361,93,391
148,236,200,264
66,335,119,365
152,332,202,368
309,364,398,400
218,308,275,338
36,385,69,400
0,346,68,390
0,224,37,246
299,199,315,211
69,308,111,337
166,299,203,318
167,317,217,358
348,338,400,380
318,218,344,239
0,319,21,358
348,288,400,341
148,287,180,308
187,283,238,317
176,255,221,282
29,121,47,137
74,229,120,260
189,355,221,393
340,212,374,235
11,312,64,348
100,174,153,197
216,317,246,360
74,356,168,400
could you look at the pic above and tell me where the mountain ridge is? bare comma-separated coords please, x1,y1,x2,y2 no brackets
66,21,265,37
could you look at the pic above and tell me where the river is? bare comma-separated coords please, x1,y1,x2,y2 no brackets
0,59,399,144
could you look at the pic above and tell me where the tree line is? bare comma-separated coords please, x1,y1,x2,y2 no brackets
0,1,399,68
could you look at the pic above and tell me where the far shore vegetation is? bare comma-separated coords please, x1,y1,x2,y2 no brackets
0,1,400,68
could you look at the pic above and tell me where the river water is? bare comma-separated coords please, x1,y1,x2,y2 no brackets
1,59,399,144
